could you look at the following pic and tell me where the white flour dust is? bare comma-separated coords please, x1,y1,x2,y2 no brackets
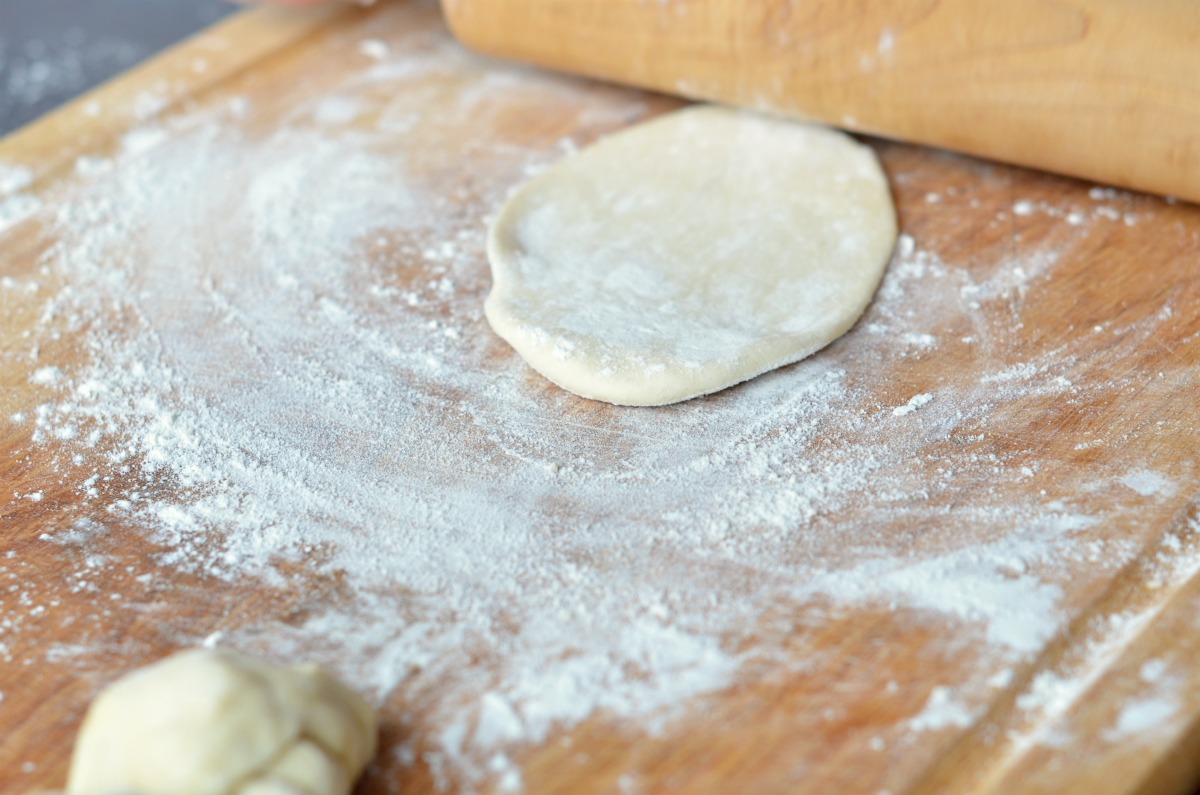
907,686,975,732
0,161,40,232
2,10,1197,792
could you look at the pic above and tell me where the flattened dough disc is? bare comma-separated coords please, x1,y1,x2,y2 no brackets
485,105,897,406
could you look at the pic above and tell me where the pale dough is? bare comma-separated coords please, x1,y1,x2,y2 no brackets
485,105,897,406
66,648,377,795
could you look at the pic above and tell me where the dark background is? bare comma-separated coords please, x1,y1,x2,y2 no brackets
0,0,236,135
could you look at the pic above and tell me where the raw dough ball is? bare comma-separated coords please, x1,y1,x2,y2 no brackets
485,105,897,406
66,648,377,795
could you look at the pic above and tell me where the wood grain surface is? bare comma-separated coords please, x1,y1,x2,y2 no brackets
1,3,1199,794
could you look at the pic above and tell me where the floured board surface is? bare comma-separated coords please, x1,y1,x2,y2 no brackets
1,3,1199,794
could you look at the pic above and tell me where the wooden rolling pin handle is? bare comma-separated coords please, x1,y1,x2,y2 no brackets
443,0,1200,203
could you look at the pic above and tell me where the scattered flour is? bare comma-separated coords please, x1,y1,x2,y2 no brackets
0,161,40,231
892,392,933,417
1140,659,1168,682
0,162,33,193
358,38,390,60
1121,469,1175,498
1105,696,1179,742
1101,656,1183,743
908,686,975,732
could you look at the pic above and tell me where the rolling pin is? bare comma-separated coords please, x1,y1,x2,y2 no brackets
442,0,1200,204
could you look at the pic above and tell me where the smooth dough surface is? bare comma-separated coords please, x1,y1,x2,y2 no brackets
67,648,377,795
485,105,897,406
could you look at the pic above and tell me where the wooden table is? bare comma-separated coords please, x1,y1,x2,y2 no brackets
2,3,1198,793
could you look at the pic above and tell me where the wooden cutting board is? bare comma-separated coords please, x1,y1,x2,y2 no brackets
1,3,1199,794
